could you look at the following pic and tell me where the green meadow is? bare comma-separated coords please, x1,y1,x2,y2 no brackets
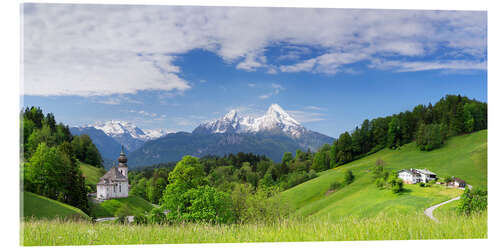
22,192,90,220
21,130,487,245
80,162,106,186
22,212,486,245
89,195,154,218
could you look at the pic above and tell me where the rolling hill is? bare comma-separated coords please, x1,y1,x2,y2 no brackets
89,195,154,218
80,162,106,186
282,130,487,220
22,192,90,220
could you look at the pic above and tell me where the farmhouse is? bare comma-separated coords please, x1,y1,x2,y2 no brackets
398,168,437,184
449,177,466,188
96,147,129,200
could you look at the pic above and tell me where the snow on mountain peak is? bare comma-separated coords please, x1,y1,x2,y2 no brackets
196,104,306,137
84,120,169,141
223,109,239,121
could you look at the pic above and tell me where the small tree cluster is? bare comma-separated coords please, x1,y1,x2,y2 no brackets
457,188,487,216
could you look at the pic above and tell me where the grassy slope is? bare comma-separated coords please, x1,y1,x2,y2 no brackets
22,192,90,220
80,162,106,186
22,212,486,245
89,196,154,218
282,130,487,220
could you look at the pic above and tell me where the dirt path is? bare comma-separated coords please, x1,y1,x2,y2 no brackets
424,196,460,222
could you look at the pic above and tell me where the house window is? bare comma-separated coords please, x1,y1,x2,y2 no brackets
119,184,122,192
114,185,116,193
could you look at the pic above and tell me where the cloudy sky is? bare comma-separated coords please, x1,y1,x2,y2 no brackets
21,4,487,137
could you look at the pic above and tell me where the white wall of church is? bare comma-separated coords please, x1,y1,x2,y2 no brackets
97,181,129,199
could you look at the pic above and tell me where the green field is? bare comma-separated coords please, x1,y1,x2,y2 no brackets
22,130,487,245
80,162,106,186
22,211,486,245
22,192,90,220
282,130,486,220
89,196,154,218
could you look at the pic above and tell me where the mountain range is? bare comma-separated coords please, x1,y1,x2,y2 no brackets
71,104,334,168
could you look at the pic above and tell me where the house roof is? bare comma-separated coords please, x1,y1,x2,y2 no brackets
453,177,466,184
97,166,127,185
415,169,436,175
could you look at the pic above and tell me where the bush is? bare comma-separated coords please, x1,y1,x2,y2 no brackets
375,178,385,189
388,174,404,193
344,170,354,185
419,182,425,187
329,181,344,191
457,188,487,215
231,185,290,224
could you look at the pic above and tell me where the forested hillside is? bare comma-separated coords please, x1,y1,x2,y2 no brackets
21,107,104,214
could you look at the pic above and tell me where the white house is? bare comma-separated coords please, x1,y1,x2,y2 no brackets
96,147,129,200
398,168,437,184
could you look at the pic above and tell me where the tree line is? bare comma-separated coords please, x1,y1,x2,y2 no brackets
21,107,104,214
312,95,487,169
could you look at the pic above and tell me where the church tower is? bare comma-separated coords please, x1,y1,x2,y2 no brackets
117,145,128,178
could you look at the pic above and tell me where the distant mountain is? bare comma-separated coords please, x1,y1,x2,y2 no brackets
70,127,123,161
127,104,334,168
70,121,172,163
193,104,306,137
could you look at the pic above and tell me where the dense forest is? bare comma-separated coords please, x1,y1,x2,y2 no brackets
21,107,104,214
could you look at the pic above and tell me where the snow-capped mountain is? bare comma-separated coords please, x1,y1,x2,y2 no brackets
90,120,169,141
128,104,334,167
72,121,171,157
193,104,306,137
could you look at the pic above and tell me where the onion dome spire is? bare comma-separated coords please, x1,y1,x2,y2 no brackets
118,145,128,165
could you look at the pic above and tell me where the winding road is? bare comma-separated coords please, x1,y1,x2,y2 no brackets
424,196,460,222
424,184,472,222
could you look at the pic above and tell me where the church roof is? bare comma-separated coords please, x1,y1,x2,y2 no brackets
97,166,127,185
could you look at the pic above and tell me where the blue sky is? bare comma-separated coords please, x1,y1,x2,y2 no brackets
21,4,487,138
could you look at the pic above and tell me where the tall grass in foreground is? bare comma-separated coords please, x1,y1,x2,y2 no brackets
22,212,486,246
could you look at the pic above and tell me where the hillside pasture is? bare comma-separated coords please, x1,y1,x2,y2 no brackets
89,195,153,218
22,192,90,221
282,130,486,220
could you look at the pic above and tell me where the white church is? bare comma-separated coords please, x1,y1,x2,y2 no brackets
96,147,129,200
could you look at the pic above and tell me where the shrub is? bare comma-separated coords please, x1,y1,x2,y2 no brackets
419,182,425,187
344,170,354,185
388,174,404,193
329,181,344,191
457,187,487,215
375,178,385,189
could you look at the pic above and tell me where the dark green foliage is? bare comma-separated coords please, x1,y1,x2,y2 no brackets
343,169,354,185
71,134,103,168
311,144,332,172
416,123,445,151
334,132,353,165
457,188,487,215
387,117,403,149
329,181,344,191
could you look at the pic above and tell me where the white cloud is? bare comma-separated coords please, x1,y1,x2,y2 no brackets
22,4,486,96
369,59,487,72
288,110,327,123
259,83,285,99
248,83,256,88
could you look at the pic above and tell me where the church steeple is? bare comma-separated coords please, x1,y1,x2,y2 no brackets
117,145,128,178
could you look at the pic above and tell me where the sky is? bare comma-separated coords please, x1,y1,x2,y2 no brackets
21,4,487,138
